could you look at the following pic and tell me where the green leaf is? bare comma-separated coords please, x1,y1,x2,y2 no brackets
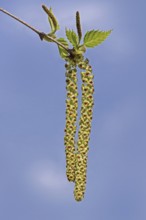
43,33,56,42
42,5,60,34
48,13,55,33
65,29,78,48
57,38,69,59
84,29,112,48
47,7,60,33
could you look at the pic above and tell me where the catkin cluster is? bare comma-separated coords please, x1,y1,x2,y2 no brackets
0,3,111,203
64,57,94,201
64,62,78,182
74,59,94,201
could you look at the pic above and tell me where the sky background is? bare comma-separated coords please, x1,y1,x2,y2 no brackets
0,0,146,219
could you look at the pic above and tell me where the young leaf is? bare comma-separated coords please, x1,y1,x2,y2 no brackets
65,29,78,48
84,30,112,48
57,38,69,59
42,5,60,34
48,13,56,33
47,7,60,32
43,33,56,42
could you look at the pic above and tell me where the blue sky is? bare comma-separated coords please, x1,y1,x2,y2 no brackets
0,0,146,219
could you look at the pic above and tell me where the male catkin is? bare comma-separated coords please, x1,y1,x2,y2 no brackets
74,59,94,201
64,62,78,182
0,5,112,202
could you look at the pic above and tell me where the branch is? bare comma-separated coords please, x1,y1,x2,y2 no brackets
0,7,70,54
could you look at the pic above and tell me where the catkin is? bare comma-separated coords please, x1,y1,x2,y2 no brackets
74,59,94,201
64,62,78,182
76,11,82,43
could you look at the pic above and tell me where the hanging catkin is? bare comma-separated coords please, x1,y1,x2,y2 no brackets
64,62,78,182
74,59,94,201
0,5,112,202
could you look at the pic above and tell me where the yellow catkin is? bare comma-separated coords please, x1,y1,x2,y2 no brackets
74,59,94,201
64,62,78,182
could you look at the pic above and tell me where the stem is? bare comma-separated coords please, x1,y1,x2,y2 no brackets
0,7,70,54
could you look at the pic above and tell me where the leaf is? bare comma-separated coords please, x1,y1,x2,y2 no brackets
43,33,56,42
57,38,68,48
42,5,60,34
47,7,60,33
57,38,69,59
83,29,112,48
48,13,55,33
65,29,78,48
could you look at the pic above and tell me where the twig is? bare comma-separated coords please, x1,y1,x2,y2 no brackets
0,7,70,54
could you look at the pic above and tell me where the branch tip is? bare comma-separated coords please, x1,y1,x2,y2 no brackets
0,7,70,54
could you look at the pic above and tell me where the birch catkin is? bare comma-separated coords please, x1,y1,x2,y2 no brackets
76,11,82,43
74,59,94,201
0,4,112,202
64,62,78,182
